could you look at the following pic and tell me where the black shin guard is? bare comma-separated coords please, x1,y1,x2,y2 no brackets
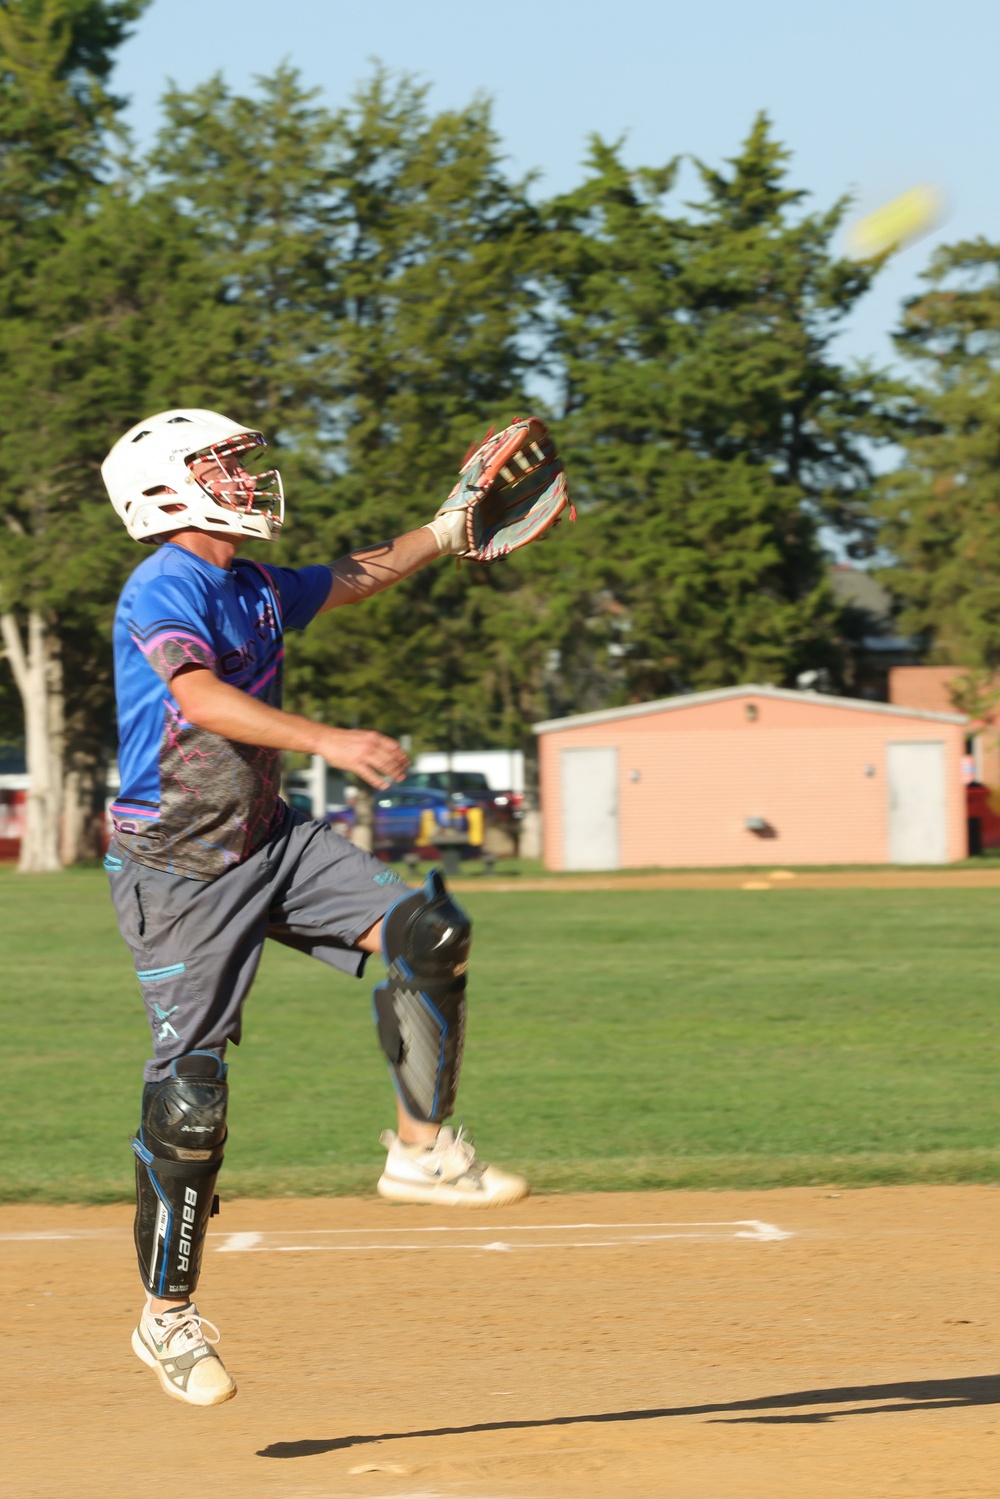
132,1051,227,1299
373,870,471,1123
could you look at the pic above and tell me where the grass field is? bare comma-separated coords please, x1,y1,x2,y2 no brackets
1,865,998,1201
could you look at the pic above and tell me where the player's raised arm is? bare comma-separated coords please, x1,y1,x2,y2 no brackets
319,525,447,612
319,416,570,612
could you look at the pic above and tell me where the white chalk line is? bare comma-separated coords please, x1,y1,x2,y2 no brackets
214,1219,792,1253
0,1230,121,1242
0,1219,793,1250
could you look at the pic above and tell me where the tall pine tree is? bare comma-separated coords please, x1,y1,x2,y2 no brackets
0,0,150,869
543,116,899,701
879,238,1000,699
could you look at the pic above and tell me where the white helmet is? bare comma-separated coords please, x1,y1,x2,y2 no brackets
101,408,284,543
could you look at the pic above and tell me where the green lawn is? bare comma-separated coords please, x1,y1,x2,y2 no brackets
1,866,998,1201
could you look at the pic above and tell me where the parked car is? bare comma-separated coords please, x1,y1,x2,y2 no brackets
398,770,522,828
284,772,505,856
373,783,469,857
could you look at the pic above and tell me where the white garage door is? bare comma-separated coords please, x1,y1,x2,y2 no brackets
561,747,619,870
887,741,947,864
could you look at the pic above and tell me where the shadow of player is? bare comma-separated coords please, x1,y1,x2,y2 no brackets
257,1373,1000,1457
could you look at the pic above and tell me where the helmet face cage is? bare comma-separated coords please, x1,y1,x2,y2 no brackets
187,432,284,525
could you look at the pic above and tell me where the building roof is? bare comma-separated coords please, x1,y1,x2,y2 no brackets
829,565,919,657
532,683,968,735
829,564,894,623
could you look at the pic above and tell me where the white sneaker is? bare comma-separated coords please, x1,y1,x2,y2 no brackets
132,1300,237,1407
378,1125,530,1207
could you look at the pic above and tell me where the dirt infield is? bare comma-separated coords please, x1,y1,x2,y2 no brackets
3,1187,998,1498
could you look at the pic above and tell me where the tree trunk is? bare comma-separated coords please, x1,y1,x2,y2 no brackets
0,608,64,871
61,752,105,864
58,687,109,865
352,785,374,852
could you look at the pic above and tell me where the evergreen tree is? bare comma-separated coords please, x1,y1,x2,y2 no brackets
0,0,149,869
543,117,899,700
288,73,552,754
0,0,145,235
878,239,1000,689
0,189,209,862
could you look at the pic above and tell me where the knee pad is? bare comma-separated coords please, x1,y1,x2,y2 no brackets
131,1051,227,1299
373,870,471,1124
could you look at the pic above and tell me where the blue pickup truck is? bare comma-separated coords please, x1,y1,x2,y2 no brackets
287,780,471,857
287,765,498,857
372,783,470,857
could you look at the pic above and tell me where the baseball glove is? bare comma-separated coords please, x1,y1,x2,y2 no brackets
427,417,572,563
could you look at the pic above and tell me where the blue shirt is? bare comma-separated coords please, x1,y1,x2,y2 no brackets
111,543,331,880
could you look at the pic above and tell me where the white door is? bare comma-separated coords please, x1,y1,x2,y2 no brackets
561,747,619,870
887,741,948,864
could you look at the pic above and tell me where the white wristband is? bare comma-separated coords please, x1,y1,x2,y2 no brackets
424,511,467,555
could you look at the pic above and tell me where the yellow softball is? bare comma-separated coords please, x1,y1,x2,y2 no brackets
846,184,945,260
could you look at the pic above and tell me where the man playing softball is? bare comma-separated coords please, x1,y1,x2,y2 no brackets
101,407,548,1407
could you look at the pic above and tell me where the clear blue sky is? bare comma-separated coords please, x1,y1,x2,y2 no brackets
113,0,1000,371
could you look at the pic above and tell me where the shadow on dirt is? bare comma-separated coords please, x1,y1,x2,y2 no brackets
257,1374,1000,1457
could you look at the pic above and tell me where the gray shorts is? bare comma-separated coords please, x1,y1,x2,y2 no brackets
105,809,408,1081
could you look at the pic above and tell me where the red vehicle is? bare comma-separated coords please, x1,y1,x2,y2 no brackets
966,782,1000,853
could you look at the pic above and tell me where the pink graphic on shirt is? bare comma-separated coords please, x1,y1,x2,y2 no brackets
132,632,216,687
248,649,284,697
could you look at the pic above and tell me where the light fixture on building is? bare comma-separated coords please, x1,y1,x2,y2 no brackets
745,703,758,721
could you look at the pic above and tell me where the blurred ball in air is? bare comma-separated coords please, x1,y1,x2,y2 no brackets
845,183,946,260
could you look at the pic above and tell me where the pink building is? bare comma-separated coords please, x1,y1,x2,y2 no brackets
534,685,968,871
